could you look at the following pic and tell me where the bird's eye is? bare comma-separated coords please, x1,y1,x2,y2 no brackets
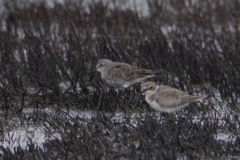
99,64,103,67
149,86,153,90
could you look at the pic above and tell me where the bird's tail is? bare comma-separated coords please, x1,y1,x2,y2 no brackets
153,69,165,75
182,95,208,103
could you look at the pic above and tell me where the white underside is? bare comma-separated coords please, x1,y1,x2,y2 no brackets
146,97,189,113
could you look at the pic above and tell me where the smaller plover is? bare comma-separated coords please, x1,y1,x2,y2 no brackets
94,59,164,88
141,81,207,113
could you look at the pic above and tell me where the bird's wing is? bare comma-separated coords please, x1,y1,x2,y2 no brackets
154,90,188,109
106,64,154,81
180,95,206,103
129,66,155,78
106,63,133,81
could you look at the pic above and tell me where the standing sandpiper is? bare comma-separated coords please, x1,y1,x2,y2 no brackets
141,81,207,113
94,59,164,88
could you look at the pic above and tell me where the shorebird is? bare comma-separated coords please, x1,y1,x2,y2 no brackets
141,81,207,113
94,59,164,88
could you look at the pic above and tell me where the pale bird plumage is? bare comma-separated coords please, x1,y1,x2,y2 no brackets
95,59,164,88
141,81,207,113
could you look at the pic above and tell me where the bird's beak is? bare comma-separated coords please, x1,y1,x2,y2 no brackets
88,68,97,82
141,88,151,94
88,68,97,75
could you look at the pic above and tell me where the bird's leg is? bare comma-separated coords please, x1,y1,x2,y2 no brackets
180,107,187,116
169,113,177,144
97,82,106,112
116,88,128,113
127,87,132,109
124,87,134,116
97,88,103,112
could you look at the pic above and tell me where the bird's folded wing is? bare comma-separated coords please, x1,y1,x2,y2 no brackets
154,91,187,108
107,64,134,81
